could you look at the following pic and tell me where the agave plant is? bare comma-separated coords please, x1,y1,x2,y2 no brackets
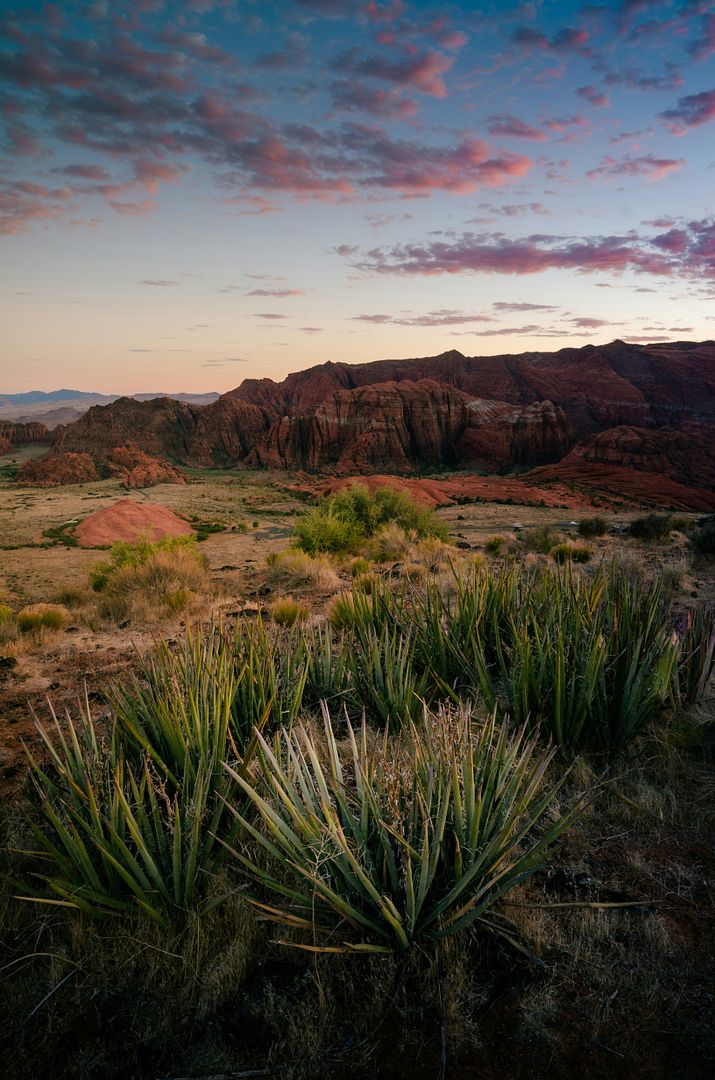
222,704,578,954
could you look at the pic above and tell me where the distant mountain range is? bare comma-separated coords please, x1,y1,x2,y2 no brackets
0,390,220,427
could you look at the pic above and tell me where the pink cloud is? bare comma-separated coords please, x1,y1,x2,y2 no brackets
486,114,548,141
352,308,494,326
245,288,305,296
576,85,609,108
347,218,715,280
586,154,684,182
659,88,715,134
331,78,419,119
337,47,454,98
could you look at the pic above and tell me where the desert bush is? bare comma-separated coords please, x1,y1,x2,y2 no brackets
519,526,562,554
484,535,507,555
89,535,201,592
224,706,578,953
550,543,593,564
368,523,413,563
270,596,307,627
294,484,448,556
577,517,608,538
351,557,371,577
0,602,14,624
629,513,673,542
17,604,66,633
51,587,88,609
657,559,688,594
265,548,340,592
91,539,209,623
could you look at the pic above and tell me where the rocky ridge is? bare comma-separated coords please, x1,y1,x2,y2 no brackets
18,340,715,506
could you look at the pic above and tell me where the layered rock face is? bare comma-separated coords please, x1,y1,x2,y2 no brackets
0,420,50,446
19,340,715,506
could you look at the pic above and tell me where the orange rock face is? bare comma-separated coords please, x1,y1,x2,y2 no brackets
106,445,187,488
16,452,99,486
18,339,715,508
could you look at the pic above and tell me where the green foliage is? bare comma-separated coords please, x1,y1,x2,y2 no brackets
41,523,79,548
224,707,577,953
628,514,673,542
0,603,14,624
484,535,507,555
577,517,608,538
519,526,562,554
21,699,237,925
351,557,371,576
89,535,201,592
293,484,448,555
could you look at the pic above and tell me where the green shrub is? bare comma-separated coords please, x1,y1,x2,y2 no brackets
484,535,506,555
0,603,14,624
90,536,209,623
519,526,562,554
577,517,608,538
629,514,673,542
293,484,448,555
351,557,371,577
224,707,578,953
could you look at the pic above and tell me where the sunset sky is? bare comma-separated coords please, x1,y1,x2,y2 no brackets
1,0,714,394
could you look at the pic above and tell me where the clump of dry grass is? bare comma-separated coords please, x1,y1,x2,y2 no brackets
265,548,341,592
97,546,211,624
16,602,68,633
270,595,308,626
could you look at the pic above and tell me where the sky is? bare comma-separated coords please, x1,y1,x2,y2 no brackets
1,0,714,394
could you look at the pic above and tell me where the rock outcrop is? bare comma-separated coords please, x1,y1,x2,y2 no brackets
106,445,187,488
17,452,99,486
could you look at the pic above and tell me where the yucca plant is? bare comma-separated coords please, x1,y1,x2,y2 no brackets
223,705,577,954
107,628,241,785
231,619,308,737
19,697,234,925
347,625,427,731
300,623,352,712
672,605,715,707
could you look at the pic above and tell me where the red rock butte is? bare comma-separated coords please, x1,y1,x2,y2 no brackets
75,499,193,549
12,339,715,509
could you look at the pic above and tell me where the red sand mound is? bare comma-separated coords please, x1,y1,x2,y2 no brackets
75,498,193,548
322,473,591,510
